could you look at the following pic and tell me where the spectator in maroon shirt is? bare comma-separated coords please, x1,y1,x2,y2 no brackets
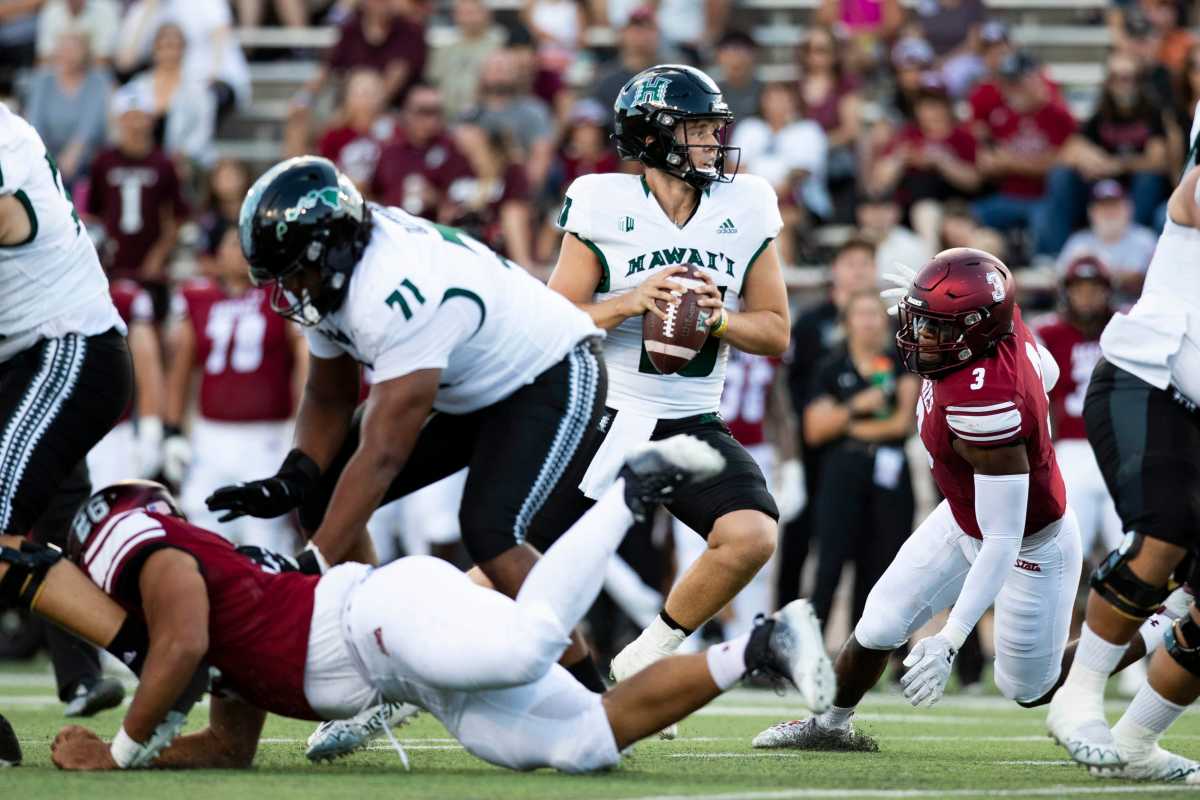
967,21,1064,126
86,84,189,320
316,68,396,191
970,51,1078,257
370,83,474,220
444,126,534,268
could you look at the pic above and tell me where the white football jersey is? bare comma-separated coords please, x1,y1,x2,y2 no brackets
304,205,600,414
0,103,121,362
557,172,783,418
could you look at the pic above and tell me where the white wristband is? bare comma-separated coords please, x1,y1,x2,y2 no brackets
110,727,144,769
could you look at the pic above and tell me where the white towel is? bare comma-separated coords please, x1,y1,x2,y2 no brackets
578,408,658,500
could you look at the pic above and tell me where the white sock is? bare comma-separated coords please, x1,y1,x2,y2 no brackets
705,631,752,690
1138,613,1171,654
817,705,855,730
1063,623,1128,697
638,613,687,654
515,480,634,638
1112,684,1187,758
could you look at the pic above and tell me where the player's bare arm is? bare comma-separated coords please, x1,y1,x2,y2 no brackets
701,242,790,356
309,368,441,565
0,192,32,245
548,237,683,327
293,351,361,472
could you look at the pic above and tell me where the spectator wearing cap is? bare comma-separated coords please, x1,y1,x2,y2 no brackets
427,0,506,122
441,126,534,268
970,50,1078,258
589,6,666,124
1056,179,1158,297
86,85,189,319
798,25,863,220
36,0,119,65
714,30,762,122
315,69,396,192
733,81,830,265
1117,7,1176,111
912,0,985,60
856,190,932,278
23,27,113,187
870,72,980,248
887,36,935,122
1059,51,1169,230
966,21,1063,128
371,83,475,220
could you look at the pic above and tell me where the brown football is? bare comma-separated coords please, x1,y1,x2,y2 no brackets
642,269,714,374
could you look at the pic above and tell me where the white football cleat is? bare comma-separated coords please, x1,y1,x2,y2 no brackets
306,701,420,762
611,630,686,739
1047,686,1124,768
1091,745,1200,782
746,599,835,714
752,716,877,751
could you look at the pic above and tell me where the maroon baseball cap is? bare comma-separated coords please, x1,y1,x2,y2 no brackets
1090,179,1126,203
1063,254,1113,288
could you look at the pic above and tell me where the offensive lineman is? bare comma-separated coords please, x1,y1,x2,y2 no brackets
755,249,1086,748
0,102,132,719
6,440,833,772
538,65,791,726
1047,156,1200,783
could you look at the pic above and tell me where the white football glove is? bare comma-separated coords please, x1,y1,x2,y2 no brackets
880,263,918,317
771,458,805,523
162,428,193,485
900,633,957,708
134,417,164,479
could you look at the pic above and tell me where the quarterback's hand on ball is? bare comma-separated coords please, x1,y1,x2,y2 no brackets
51,725,117,770
622,266,687,321
900,633,957,708
690,270,724,327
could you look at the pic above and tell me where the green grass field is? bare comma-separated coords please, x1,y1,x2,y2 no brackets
3,660,1199,799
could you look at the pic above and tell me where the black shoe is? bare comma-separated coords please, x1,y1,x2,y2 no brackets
0,714,20,767
63,677,125,718
617,435,725,522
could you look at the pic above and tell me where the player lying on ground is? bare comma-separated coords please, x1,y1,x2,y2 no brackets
752,249,1179,753
0,436,834,771
1044,158,1200,784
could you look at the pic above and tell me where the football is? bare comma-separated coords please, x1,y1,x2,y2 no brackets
642,269,714,374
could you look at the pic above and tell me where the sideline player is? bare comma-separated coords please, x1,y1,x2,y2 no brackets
539,65,791,724
1047,156,1200,783
0,102,133,716
754,249,1086,748
86,279,164,488
1034,255,1122,559
205,157,612,706
7,439,833,772
163,224,307,554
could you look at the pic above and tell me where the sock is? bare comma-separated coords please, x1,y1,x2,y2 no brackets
566,655,608,693
817,705,855,730
1112,684,1188,758
515,480,634,638
1138,613,1171,654
1063,623,1129,698
706,631,752,690
660,609,695,637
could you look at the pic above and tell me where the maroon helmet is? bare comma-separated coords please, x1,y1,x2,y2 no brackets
896,247,1016,378
68,480,185,563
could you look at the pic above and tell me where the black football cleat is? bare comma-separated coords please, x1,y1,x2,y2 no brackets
63,677,125,718
744,600,835,713
0,713,20,767
617,434,725,522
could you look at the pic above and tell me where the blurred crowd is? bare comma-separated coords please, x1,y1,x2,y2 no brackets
0,0,1195,671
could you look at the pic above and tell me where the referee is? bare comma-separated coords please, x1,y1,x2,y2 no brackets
0,103,133,722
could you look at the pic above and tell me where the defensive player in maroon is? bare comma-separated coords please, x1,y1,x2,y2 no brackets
0,436,834,772
162,225,307,553
755,248,1086,748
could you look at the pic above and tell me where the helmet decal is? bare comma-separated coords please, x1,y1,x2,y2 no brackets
634,76,670,106
987,270,1005,303
283,187,343,223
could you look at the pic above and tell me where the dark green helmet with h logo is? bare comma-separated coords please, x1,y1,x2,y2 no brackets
613,64,738,189
238,156,373,325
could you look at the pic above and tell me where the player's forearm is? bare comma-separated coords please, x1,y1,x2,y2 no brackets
293,388,355,472
154,695,264,769
720,309,789,356
311,444,404,565
578,294,638,331
123,632,207,742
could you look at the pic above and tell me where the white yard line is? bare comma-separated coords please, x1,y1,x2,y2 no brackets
616,785,1200,800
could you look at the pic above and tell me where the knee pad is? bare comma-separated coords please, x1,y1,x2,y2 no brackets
0,541,62,610
1090,532,1172,620
1164,616,1200,678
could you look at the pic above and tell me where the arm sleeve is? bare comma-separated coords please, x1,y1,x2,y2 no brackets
941,473,1029,648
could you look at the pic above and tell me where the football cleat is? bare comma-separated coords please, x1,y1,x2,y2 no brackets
1091,745,1200,782
305,702,420,762
1046,686,1124,768
610,631,687,740
752,716,878,752
745,600,835,714
63,677,125,718
0,714,20,767
618,435,725,522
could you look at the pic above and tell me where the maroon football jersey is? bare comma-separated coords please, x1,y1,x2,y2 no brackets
109,278,154,423
77,508,320,719
1035,315,1102,441
720,351,779,447
87,147,188,280
917,308,1067,539
174,279,295,422
371,132,473,219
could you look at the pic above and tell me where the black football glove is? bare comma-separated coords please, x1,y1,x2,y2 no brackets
236,545,301,574
205,449,320,522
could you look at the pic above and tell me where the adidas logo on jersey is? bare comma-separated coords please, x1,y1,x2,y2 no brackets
717,218,738,234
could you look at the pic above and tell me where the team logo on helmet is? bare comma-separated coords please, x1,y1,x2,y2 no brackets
987,271,1006,303
634,77,670,106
